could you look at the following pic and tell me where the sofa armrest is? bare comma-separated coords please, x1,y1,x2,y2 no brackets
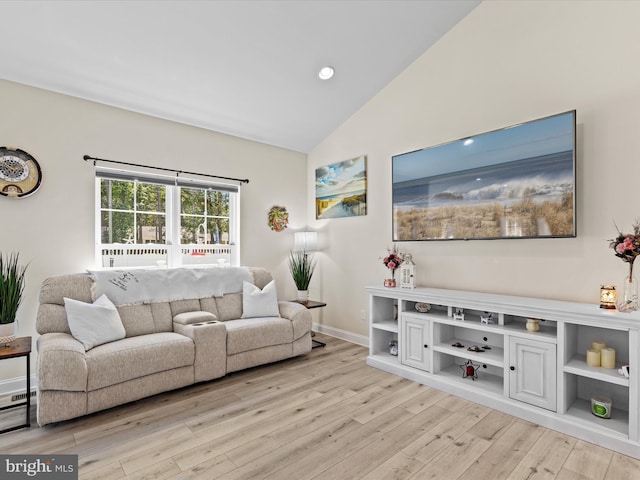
278,301,312,340
37,333,88,392
173,320,226,382
173,311,217,326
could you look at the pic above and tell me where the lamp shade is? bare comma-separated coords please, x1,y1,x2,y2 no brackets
293,231,318,253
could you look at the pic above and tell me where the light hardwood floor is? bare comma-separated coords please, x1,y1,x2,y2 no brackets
1,334,640,480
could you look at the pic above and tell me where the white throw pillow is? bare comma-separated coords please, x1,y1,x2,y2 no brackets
64,294,126,350
241,280,280,318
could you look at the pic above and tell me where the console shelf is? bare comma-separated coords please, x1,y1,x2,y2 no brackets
566,398,629,437
367,285,640,459
433,340,504,368
371,320,398,333
565,355,629,387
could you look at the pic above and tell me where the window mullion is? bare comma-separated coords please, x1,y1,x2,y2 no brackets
167,185,180,267
133,180,138,244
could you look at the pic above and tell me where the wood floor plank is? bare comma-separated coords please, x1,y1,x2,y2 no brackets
166,454,236,480
73,391,242,448
122,458,181,480
174,387,357,470
184,386,322,433
214,416,367,480
562,440,613,480
400,386,449,415
402,400,491,465
259,410,401,480
223,403,418,480
433,393,475,413
0,427,77,454
78,424,193,475
457,419,544,480
318,405,453,479
604,453,640,480
467,409,516,442
505,429,577,480
79,461,126,480
0,334,636,480
351,380,426,424
555,468,592,480
410,431,491,480
358,451,426,480
120,389,323,474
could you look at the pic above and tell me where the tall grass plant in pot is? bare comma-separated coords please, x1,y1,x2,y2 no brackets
0,252,28,344
289,251,316,302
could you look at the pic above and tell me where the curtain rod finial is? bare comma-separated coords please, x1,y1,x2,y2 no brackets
83,155,92,161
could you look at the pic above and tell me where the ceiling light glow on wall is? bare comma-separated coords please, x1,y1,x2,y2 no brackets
318,66,335,80
463,138,474,146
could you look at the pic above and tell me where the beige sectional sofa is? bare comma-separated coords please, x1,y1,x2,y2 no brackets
35,267,312,426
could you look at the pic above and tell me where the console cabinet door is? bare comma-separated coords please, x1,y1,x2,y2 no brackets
400,316,430,372
509,337,556,411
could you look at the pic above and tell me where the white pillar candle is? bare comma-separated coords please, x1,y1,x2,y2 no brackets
601,348,616,369
592,340,606,352
586,349,601,367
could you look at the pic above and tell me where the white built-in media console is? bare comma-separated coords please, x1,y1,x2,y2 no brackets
366,285,640,458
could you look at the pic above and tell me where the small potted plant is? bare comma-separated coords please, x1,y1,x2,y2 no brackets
0,252,28,344
289,251,316,301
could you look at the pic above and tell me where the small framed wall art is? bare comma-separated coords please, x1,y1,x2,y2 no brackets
315,155,367,219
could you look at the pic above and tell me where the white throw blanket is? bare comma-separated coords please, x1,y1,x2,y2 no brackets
89,267,252,306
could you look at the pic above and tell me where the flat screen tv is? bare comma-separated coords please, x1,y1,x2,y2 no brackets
392,110,576,241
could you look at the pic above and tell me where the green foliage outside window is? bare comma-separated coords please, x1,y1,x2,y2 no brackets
100,180,230,245
180,187,230,244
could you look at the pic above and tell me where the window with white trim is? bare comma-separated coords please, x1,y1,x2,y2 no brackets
95,168,240,268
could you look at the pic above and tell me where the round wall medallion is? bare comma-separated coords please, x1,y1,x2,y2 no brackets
0,147,43,198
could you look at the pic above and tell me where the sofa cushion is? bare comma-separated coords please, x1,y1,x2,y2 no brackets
215,293,243,321
241,280,280,318
170,299,201,317
225,318,293,355
199,297,219,319
64,295,126,351
116,303,157,337
85,332,194,391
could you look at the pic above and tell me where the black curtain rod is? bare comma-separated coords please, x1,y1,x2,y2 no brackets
83,155,249,184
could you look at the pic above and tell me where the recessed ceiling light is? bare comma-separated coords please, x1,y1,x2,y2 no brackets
463,138,474,146
318,66,335,80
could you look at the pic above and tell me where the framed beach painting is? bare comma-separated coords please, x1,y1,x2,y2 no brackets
316,156,367,219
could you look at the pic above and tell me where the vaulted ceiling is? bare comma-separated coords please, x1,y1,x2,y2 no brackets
0,1,480,153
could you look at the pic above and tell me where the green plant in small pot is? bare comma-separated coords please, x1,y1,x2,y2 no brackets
289,251,316,302
0,252,28,345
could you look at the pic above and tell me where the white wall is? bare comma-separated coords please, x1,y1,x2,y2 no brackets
0,80,306,382
308,1,640,338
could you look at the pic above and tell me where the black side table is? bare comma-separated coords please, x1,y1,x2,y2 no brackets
0,336,32,434
291,300,327,348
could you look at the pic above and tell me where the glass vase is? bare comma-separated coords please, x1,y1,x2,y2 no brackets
619,273,638,312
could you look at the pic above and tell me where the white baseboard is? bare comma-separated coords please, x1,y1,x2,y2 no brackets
313,323,369,347
0,375,38,407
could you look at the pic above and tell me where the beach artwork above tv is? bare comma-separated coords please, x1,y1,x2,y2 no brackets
392,110,576,241
316,155,367,219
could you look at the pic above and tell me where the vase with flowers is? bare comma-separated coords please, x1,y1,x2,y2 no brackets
382,246,403,287
609,222,640,311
